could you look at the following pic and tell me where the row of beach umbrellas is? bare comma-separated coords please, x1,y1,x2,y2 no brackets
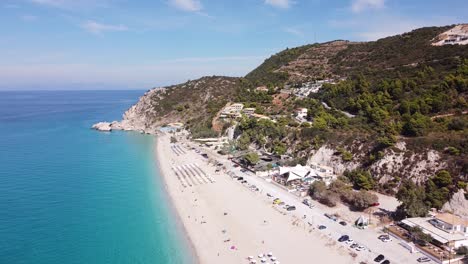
247,252,280,264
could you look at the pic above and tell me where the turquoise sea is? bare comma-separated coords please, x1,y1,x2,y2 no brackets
0,91,194,264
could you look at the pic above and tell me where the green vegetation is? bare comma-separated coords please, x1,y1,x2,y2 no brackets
396,180,428,218
456,246,468,256
244,152,260,165
235,117,288,154
337,147,353,161
309,179,378,211
408,226,433,246
396,170,460,219
331,26,467,77
344,169,375,190
245,44,315,86
316,60,468,139
425,170,453,209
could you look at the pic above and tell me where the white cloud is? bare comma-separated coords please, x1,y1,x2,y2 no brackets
81,20,128,34
265,0,292,9
30,0,109,9
169,0,202,12
351,0,385,13
284,27,304,37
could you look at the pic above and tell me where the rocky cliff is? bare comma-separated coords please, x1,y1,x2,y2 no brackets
93,88,164,134
93,76,242,134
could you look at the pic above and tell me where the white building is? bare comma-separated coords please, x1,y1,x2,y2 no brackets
278,164,336,185
229,103,244,112
295,108,308,119
401,213,468,249
221,103,244,118
256,86,269,92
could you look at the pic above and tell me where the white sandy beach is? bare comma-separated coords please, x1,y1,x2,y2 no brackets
155,133,357,264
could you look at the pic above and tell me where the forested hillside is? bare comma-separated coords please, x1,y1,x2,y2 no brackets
120,25,467,207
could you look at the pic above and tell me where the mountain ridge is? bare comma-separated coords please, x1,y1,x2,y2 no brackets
94,24,467,203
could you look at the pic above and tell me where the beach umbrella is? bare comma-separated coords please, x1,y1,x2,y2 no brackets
250,260,257,264
248,256,254,260
270,257,277,261
258,254,264,258
261,257,267,262
267,252,273,257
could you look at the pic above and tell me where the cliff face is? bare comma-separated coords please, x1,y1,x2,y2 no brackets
307,143,447,186
93,76,242,133
92,88,163,134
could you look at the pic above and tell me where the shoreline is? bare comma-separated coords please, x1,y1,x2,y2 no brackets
153,134,200,264
153,132,357,264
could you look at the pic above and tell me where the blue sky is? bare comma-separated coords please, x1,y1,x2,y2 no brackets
0,0,467,90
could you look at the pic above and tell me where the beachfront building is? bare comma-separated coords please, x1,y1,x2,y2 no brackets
276,164,337,186
401,213,468,249
279,165,311,183
193,137,229,149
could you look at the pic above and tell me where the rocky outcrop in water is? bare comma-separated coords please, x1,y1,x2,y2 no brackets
92,88,163,134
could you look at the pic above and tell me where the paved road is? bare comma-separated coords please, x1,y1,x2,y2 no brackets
230,166,429,264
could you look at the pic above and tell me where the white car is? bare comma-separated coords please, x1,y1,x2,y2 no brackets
356,245,366,251
345,239,354,245
381,237,392,242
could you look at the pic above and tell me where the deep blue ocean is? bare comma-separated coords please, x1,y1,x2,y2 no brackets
0,91,193,264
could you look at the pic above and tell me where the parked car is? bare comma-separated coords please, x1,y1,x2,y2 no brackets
381,260,390,264
318,225,327,230
350,243,358,249
338,235,349,242
417,257,431,263
381,237,392,242
374,254,385,262
240,169,247,173
339,221,347,226
356,245,366,251
267,193,273,198
325,213,337,221
236,177,244,181
302,199,310,206
345,239,354,245
287,206,296,211
378,235,388,240
278,202,285,206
